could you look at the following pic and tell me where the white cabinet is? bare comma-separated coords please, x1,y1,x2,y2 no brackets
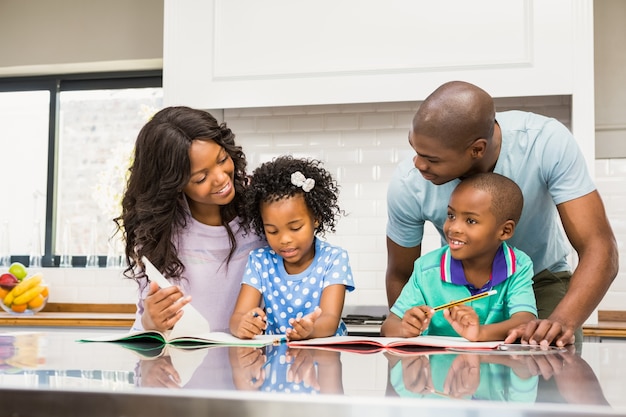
164,1,590,104
163,0,594,158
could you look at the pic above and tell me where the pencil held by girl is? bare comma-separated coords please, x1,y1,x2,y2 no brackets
230,156,355,341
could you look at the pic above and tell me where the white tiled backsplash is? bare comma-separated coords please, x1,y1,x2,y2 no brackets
40,97,625,312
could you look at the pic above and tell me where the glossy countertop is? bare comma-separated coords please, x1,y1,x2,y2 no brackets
0,329,625,417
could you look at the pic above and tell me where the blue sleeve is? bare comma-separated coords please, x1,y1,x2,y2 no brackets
538,118,596,205
386,159,426,248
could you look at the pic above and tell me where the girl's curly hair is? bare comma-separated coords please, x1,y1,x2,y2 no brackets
244,156,343,237
114,106,249,283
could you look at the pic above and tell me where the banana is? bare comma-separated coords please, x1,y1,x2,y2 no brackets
11,273,43,298
13,285,45,305
3,289,15,307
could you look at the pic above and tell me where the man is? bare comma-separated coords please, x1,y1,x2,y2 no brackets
385,80,618,347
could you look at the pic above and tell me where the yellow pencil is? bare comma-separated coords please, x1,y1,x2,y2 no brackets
433,289,497,312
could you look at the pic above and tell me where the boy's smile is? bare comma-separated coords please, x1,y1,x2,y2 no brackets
444,185,504,264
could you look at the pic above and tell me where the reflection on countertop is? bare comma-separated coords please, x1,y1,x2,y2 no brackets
0,330,625,416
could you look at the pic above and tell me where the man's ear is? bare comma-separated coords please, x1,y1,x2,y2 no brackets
470,138,487,159
500,220,516,240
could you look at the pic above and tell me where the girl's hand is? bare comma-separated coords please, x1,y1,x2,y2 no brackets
444,305,480,341
234,308,267,339
285,307,322,341
229,346,267,391
285,348,320,390
401,305,434,337
141,281,191,332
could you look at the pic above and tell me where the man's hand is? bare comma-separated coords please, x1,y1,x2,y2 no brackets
504,319,575,347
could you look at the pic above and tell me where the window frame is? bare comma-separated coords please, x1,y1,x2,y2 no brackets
0,70,162,267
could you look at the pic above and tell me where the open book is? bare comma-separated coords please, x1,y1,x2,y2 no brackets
90,339,215,387
79,329,284,349
78,257,285,349
287,335,503,354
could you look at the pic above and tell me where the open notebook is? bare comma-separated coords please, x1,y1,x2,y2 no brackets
78,256,285,349
287,335,504,354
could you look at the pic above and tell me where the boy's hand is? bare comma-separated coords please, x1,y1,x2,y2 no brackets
443,354,481,397
401,305,434,337
398,355,434,395
444,305,480,341
286,307,322,341
234,309,267,339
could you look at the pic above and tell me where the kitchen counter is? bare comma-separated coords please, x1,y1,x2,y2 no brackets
0,330,625,416
0,303,135,328
2,304,625,342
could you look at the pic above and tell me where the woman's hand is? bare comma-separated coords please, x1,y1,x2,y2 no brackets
138,356,182,388
141,281,191,332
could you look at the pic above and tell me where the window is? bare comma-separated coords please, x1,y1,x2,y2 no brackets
0,72,163,267
0,90,50,264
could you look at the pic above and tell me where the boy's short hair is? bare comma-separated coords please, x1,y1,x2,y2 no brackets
458,173,523,224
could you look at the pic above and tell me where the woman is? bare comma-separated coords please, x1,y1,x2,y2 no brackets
115,106,264,333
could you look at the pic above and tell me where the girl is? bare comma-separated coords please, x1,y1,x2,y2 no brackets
115,106,265,333
230,156,355,341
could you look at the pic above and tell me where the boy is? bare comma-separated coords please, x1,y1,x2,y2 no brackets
381,173,536,341
386,81,617,347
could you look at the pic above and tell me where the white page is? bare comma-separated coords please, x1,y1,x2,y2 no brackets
142,256,212,340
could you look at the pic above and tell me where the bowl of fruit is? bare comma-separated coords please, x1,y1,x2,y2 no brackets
0,262,49,315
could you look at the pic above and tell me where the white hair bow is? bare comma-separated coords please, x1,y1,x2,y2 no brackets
291,171,315,192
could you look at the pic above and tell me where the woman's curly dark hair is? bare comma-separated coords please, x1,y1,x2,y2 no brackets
113,106,249,283
244,155,343,238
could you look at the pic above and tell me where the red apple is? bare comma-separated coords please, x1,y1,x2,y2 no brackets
0,273,18,290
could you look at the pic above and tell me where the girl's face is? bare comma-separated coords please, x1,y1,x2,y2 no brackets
260,194,317,275
183,139,235,222
443,184,505,263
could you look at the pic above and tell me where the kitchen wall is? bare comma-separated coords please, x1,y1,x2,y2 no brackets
227,96,574,308
0,0,163,76
42,94,626,313
3,0,624,313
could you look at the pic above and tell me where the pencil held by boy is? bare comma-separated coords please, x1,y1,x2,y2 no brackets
381,173,537,341
230,156,355,341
